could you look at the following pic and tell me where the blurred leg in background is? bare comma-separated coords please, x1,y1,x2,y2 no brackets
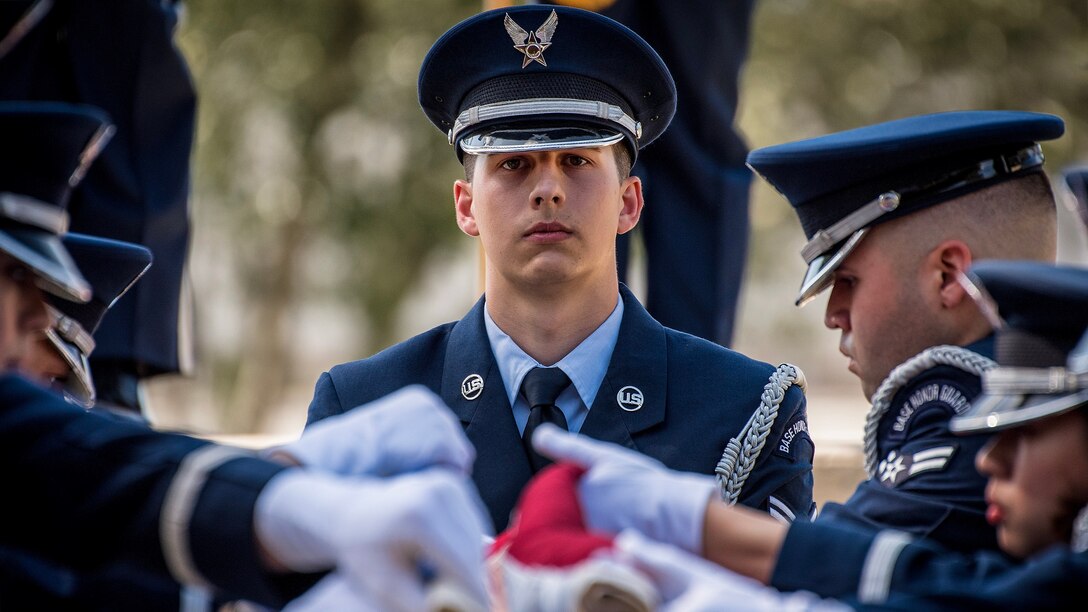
548,0,757,346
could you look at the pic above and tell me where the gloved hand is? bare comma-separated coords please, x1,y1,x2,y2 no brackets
255,468,491,612
532,424,717,554
615,530,848,612
270,385,473,477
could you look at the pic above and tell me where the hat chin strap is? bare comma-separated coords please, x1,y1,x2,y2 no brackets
800,192,899,264
798,143,1045,265
0,192,70,234
449,97,641,145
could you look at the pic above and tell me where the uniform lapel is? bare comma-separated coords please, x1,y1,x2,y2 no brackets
580,286,668,451
439,296,533,530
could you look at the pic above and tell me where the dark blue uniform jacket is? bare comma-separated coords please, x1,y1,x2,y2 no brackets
307,286,815,531
0,375,315,609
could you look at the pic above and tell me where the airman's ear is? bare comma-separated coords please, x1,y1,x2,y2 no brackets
454,180,479,237
616,175,643,235
933,239,974,309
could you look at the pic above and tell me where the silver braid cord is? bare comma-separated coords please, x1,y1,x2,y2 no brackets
717,363,807,505
862,345,996,478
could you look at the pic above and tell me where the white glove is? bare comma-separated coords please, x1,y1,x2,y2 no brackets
532,424,716,554
615,530,849,612
255,468,490,611
272,385,473,477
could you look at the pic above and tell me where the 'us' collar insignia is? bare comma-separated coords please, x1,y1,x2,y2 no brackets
616,386,644,412
462,374,484,400
504,10,558,69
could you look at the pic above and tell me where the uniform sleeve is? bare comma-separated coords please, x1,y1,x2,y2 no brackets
860,370,996,552
306,370,346,427
735,385,816,523
0,375,306,607
772,519,1087,609
873,373,987,499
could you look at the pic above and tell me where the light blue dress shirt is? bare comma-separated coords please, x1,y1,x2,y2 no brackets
483,297,624,434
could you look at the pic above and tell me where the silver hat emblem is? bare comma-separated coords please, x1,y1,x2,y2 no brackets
616,385,644,412
461,374,484,400
504,10,558,69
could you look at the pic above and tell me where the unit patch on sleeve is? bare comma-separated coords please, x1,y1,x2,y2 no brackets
774,413,813,462
887,382,972,442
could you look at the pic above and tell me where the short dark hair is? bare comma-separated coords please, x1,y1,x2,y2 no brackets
463,143,633,183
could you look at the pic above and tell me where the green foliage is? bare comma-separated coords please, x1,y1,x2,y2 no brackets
180,0,476,347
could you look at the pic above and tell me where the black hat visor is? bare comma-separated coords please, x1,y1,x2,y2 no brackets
0,227,91,303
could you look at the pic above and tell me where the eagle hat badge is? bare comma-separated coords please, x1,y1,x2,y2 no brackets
418,5,677,162
504,10,558,68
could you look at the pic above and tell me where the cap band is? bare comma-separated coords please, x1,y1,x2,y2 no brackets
449,97,641,147
0,192,70,234
798,144,1044,264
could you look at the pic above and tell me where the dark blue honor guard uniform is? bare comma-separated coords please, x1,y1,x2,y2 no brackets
0,374,303,610
771,261,1088,609
0,0,196,411
309,4,814,532
309,287,814,531
747,111,1065,554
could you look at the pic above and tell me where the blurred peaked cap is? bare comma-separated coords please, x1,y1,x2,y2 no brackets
42,234,151,408
968,260,1088,368
951,261,1088,434
0,102,118,303
418,5,675,162
48,233,153,338
746,111,1064,306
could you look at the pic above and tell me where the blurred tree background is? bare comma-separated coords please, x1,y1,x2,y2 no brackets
160,0,1087,434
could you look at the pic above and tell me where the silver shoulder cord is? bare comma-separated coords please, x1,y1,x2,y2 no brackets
717,363,807,505
862,345,997,478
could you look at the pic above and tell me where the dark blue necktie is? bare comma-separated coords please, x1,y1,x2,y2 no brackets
521,366,571,472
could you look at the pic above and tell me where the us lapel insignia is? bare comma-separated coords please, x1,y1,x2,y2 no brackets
504,10,558,69
461,373,484,400
616,385,644,412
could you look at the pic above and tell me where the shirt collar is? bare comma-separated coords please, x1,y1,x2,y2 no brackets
484,296,624,409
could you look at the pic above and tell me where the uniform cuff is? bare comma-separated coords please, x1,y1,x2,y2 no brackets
171,452,292,606
770,520,873,598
